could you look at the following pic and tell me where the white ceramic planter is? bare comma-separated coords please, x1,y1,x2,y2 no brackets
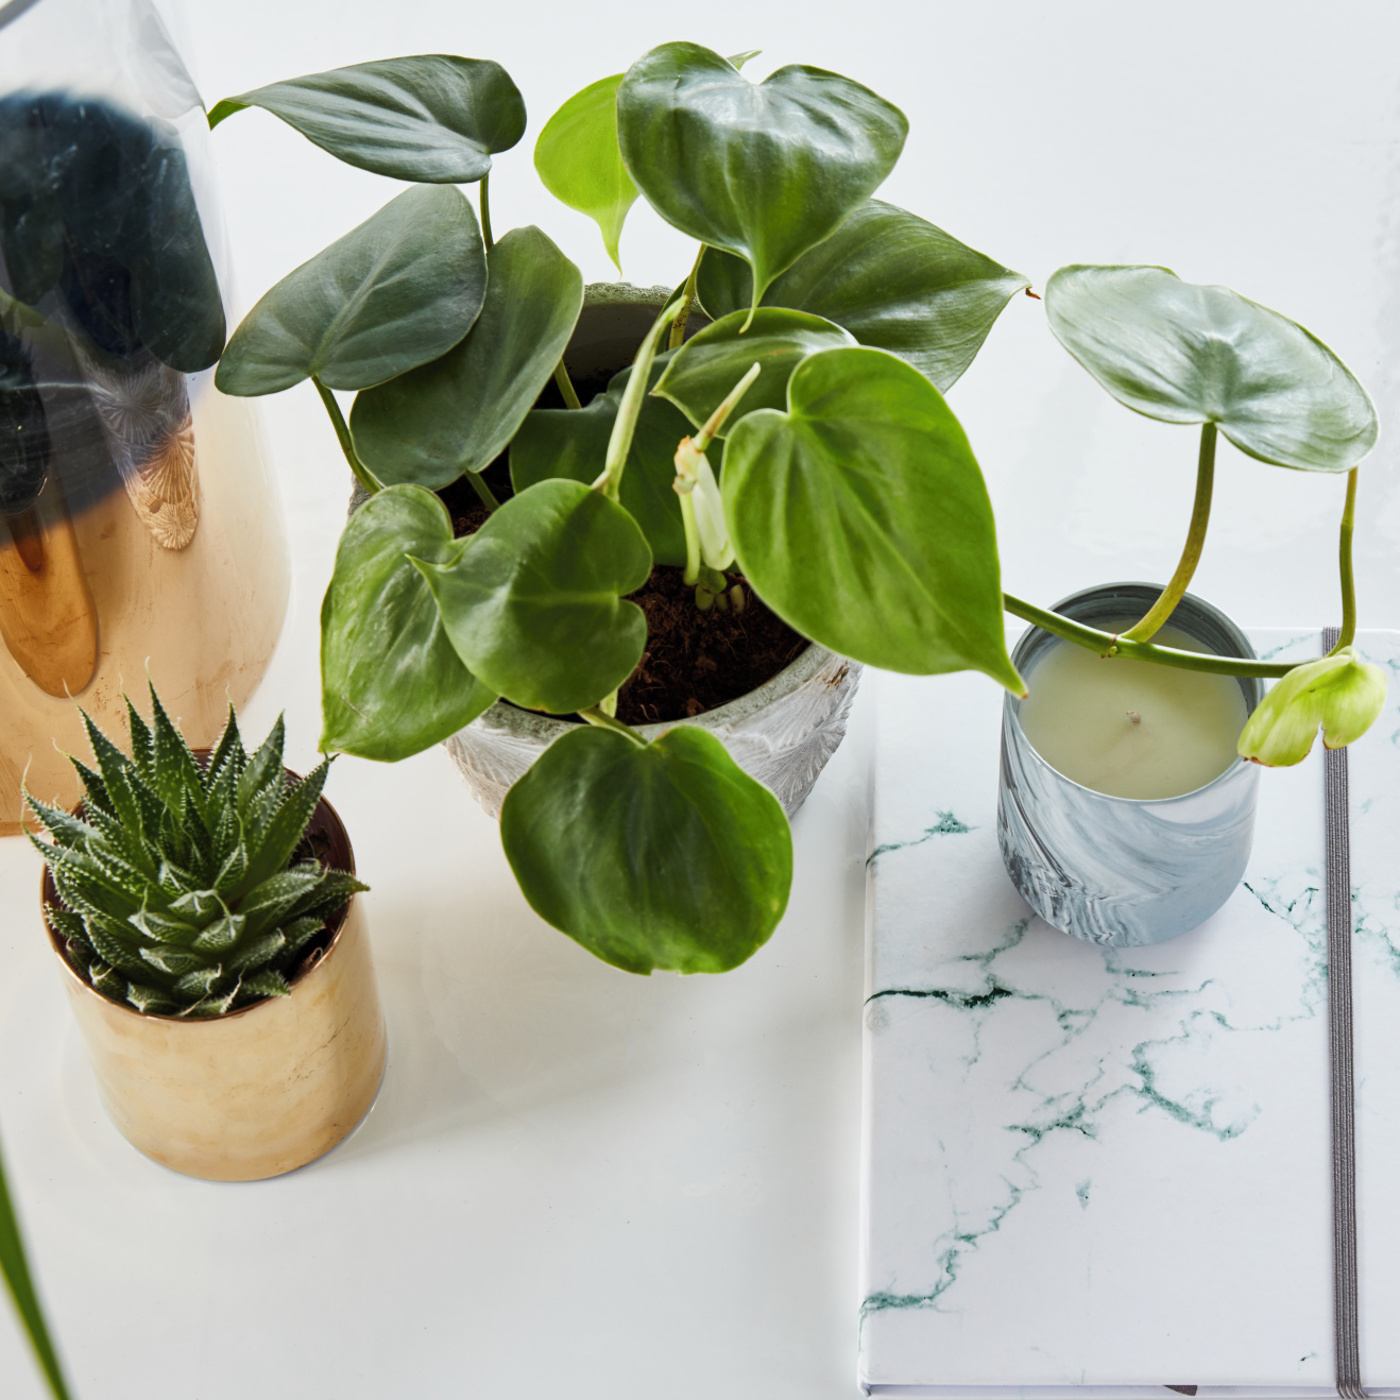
446,643,862,819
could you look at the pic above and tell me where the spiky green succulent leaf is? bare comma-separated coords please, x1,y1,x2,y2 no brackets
28,689,366,1017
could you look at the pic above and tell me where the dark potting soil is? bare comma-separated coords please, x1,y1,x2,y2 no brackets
435,462,807,726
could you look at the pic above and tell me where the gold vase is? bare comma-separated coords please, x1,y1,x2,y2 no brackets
42,795,386,1182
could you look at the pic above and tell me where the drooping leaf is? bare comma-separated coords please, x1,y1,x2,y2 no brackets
1045,265,1378,471
413,478,652,715
1237,647,1388,766
653,307,854,434
0,1131,74,1400
534,74,637,271
723,346,1021,689
208,56,526,183
697,200,1029,389
500,724,792,974
616,42,907,314
351,225,583,488
321,485,496,761
510,353,693,565
215,184,486,396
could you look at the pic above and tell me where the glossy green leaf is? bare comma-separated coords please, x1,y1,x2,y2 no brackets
414,479,652,714
653,307,854,434
1238,647,1387,766
697,200,1029,390
208,56,526,183
724,346,1021,689
216,185,485,396
500,724,792,974
320,485,496,761
350,226,583,488
0,1131,73,1400
1045,264,1378,471
534,74,636,272
510,353,692,565
616,43,907,313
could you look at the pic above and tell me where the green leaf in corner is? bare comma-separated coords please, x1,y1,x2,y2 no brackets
1044,264,1378,471
414,479,652,715
723,346,1021,690
510,353,693,566
534,74,637,272
653,307,855,435
208,55,526,183
215,184,486,396
616,43,907,316
0,1130,74,1400
697,200,1029,391
321,485,496,761
351,226,583,489
500,724,792,974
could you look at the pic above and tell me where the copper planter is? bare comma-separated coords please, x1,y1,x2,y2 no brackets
42,796,386,1181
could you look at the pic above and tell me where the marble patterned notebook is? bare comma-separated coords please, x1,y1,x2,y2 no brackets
860,628,1400,1397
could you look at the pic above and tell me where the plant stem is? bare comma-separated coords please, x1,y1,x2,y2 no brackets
1121,421,1216,643
479,171,494,251
594,293,686,501
552,359,582,410
678,490,702,586
313,377,382,496
579,705,645,744
669,245,705,351
1330,466,1359,652
0,1134,74,1400
692,361,761,453
463,470,500,512
1002,591,1302,679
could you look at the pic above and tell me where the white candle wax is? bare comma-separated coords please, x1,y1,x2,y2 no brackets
1016,620,1250,800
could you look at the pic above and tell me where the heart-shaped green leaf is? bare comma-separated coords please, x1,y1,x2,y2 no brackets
208,56,526,183
697,200,1028,390
510,354,693,565
534,74,637,272
215,184,485,396
1045,265,1378,471
724,346,1021,689
616,43,907,314
320,485,496,761
500,724,792,974
653,307,854,434
414,479,652,714
350,225,583,489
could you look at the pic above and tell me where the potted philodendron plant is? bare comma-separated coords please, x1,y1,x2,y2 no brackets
208,43,1386,973
27,686,386,1181
208,44,1030,977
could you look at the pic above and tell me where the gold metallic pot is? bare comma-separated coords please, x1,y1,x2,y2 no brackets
42,794,386,1182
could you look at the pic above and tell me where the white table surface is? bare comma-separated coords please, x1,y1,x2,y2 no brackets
3,3,1399,1397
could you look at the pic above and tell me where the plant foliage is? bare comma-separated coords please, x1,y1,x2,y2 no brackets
28,688,366,1018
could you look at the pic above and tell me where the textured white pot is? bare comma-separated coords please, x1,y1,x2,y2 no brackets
447,643,862,820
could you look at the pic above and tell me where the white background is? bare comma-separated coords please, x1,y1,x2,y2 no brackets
3,2,1399,1397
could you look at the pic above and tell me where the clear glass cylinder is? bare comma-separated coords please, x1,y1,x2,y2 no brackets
997,583,1262,947
0,0,289,832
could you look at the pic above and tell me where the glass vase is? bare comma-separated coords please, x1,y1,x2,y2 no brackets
0,0,289,832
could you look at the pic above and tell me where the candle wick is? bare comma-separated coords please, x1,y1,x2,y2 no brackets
1126,709,1141,725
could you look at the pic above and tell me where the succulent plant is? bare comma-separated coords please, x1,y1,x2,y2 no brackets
27,686,365,1018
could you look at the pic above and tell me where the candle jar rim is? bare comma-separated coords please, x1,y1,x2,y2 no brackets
1005,581,1262,807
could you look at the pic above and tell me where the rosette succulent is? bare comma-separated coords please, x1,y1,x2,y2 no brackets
28,686,365,1017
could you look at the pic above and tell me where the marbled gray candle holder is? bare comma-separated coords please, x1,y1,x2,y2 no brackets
997,583,1263,947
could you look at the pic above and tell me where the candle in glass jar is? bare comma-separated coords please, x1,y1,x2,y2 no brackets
1016,621,1250,800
